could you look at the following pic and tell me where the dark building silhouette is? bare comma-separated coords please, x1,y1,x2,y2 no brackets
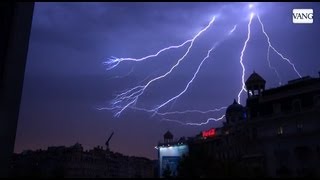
11,143,155,178
159,72,320,178
245,71,266,98
164,130,173,143
225,99,246,125
0,2,34,177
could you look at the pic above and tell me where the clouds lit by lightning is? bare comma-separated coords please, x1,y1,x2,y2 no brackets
257,14,302,78
237,13,254,104
107,16,217,117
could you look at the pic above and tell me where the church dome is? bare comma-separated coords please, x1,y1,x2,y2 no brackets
226,99,244,114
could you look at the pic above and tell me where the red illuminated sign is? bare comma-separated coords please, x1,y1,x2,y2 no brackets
202,128,215,138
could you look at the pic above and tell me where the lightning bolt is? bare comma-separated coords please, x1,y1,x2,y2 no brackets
237,13,254,104
99,4,304,127
161,114,225,126
266,46,282,85
130,106,227,116
123,106,227,126
103,39,192,70
157,106,227,116
257,14,302,78
135,69,162,86
97,105,227,126
153,43,220,113
108,16,217,117
96,106,121,111
152,25,237,113
165,25,236,113
229,25,237,35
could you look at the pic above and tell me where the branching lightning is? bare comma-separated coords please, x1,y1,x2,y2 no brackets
130,106,227,116
257,14,302,78
153,43,220,113
266,46,282,85
237,13,254,104
161,115,225,126
103,40,192,71
157,106,227,116
152,25,237,113
97,105,227,126
108,16,217,117
99,3,303,126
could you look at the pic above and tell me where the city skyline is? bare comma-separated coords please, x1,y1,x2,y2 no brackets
15,2,320,160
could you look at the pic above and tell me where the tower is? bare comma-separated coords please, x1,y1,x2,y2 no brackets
245,71,266,98
163,131,173,143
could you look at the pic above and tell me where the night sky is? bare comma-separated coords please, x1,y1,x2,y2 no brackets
15,2,320,160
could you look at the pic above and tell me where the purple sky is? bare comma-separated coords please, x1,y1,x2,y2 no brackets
15,2,320,160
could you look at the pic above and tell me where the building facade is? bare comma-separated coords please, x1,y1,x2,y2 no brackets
158,72,320,178
156,131,189,177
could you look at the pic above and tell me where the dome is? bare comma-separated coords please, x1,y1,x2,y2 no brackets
164,131,173,140
245,71,266,86
226,99,245,115
225,99,246,124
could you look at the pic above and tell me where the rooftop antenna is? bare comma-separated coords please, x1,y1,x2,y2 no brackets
105,131,114,151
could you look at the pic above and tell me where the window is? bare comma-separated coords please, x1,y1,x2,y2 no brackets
292,99,301,112
277,126,283,135
249,91,253,96
296,120,303,133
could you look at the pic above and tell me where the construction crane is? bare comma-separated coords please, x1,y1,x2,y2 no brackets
105,131,114,151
